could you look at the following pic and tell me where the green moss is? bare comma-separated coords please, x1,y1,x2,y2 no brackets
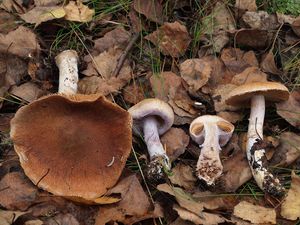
257,0,300,16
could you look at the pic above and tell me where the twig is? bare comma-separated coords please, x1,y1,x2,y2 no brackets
112,32,140,77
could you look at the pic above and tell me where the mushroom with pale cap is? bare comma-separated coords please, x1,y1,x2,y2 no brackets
189,115,234,185
10,50,132,202
226,81,289,196
128,98,174,180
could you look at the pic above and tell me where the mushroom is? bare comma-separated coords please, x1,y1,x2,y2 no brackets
226,81,289,196
189,115,234,185
128,98,174,180
10,50,132,202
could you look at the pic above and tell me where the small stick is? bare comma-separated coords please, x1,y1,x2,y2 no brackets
112,32,140,77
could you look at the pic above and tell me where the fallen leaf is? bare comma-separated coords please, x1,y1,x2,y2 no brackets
161,128,190,161
170,217,194,225
292,16,300,37
95,174,162,225
231,66,268,85
133,0,163,24
34,0,63,6
0,0,25,13
211,2,235,32
145,21,191,57
169,163,197,190
0,10,18,34
44,213,80,225
212,84,239,112
233,201,276,224
10,82,46,102
260,51,281,75
0,172,38,210
64,1,94,23
234,29,269,49
157,183,203,215
217,111,243,124
0,26,40,58
242,11,279,30
271,132,300,167
235,0,257,11
20,6,65,27
276,90,300,129
180,59,212,92
0,210,26,225
173,205,227,225
281,172,300,220
123,80,153,105
93,27,130,54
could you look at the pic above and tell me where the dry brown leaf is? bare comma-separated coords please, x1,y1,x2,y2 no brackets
217,111,243,124
34,0,63,6
271,132,300,167
145,21,191,57
93,27,130,54
0,0,25,13
20,6,65,27
170,217,194,225
10,82,46,102
95,174,162,225
161,127,190,161
123,80,153,105
235,29,269,49
292,16,300,37
231,66,268,85
44,213,80,225
260,51,281,75
242,11,279,30
0,26,40,58
64,1,94,22
157,183,203,215
276,90,300,129
169,163,197,190
235,0,257,11
133,0,163,24
212,2,235,32
0,210,26,225
173,205,227,225
233,201,276,224
180,59,212,92
0,172,38,210
281,172,300,220
212,84,239,112
0,11,18,34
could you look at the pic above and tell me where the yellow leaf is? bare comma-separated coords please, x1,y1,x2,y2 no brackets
64,1,94,23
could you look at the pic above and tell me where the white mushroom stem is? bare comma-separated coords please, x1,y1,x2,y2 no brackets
247,95,284,194
55,50,79,95
143,116,170,166
197,124,223,185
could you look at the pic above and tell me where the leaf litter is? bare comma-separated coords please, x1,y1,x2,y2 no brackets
0,0,300,224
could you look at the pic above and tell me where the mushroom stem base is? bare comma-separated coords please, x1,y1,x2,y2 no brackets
247,95,284,196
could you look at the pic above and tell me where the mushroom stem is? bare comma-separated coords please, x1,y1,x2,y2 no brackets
247,95,284,195
143,116,169,163
55,50,79,95
197,125,222,185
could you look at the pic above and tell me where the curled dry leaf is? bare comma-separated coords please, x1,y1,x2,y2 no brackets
95,174,163,225
233,201,276,224
93,27,130,54
168,163,197,190
173,205,227,225
235,0,257,11
231,66,268,85
79,47,132,96
234,29,269,49
0,172,38,210
20,6,65,27
64,1,94,22
161,127,190,161
292,16,300,37
260,51,281,75
281,172,300,220
180,59,212,92
145,21,191,57
10,82,46,102
271,132,300,167
276,90,300,129
0,26,40,58
133,0,163,24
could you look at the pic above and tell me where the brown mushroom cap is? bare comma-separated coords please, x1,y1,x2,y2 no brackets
10,94,132,200
225,82,289,106
128,98,174,135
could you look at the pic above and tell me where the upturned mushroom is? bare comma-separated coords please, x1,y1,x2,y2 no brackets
226,81,289,196
128,99,174,180
10,50,132,202
189,115,234,185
